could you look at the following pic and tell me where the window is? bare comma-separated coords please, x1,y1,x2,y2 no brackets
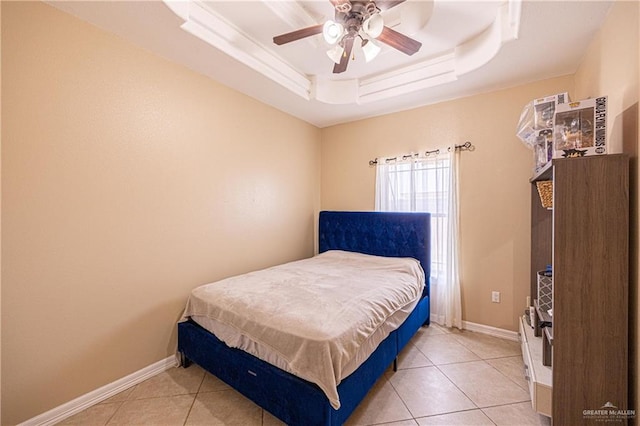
375,151,461,328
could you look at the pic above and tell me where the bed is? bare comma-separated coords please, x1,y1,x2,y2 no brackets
178,211,431,425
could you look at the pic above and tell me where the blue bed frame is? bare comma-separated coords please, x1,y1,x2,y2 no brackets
178,211,431,425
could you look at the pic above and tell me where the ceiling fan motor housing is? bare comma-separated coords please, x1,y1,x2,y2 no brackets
335,1,378,28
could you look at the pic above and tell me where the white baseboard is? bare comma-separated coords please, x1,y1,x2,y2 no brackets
19,355,179,426
429,315,519,342
462,320,519,341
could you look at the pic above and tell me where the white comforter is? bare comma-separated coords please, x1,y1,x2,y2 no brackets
180,250,425,409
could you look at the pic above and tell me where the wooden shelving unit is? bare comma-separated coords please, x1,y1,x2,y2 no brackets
525,154,629,424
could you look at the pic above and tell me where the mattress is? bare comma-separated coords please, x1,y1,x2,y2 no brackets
180,250,425,409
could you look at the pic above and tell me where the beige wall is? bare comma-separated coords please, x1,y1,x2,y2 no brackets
321,75,575,332
1,2,321,424
3,0,638,423
574,0,639,413
573,0,639,153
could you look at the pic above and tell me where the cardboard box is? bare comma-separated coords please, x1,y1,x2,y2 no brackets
516,92,569,149
553,96,607,158
533,129,553,172
534,93,568,130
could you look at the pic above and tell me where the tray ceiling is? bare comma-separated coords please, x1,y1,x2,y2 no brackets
49,1,613,127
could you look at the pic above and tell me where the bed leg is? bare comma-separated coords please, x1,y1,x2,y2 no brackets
178,351,192,368
393,358,398,372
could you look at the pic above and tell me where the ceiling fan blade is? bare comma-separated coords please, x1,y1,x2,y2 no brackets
333,36,354,74
377,26,422,55
273,24,324,45
375,0,406,11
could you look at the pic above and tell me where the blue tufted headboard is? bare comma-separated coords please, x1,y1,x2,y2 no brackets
318,211,431,297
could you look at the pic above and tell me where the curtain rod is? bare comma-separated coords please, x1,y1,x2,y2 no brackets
368,141,475,166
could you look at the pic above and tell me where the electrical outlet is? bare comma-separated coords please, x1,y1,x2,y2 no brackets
491,291,501,303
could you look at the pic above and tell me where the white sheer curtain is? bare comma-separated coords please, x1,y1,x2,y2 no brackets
375,149,462,329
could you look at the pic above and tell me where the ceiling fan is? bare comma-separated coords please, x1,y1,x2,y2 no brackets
273,0,422,74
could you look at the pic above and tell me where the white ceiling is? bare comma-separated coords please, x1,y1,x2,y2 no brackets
49,0,613,128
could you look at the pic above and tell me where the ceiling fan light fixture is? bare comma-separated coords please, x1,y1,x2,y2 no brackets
361,38,381,62
323,20,344,45
363,14,384,39
327,44,345,64
272,0,420,74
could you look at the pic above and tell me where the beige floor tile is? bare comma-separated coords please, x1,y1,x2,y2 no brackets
345,376,413,425
419,323,451,336
415,409,495,425
185,389,262,426
485,356,528,390
482,402,551,425
129,365,205,399
412,334,481,365
388,366,476,418
451,332,521,359
53,328,542,426
106,395,195,425
99,387,136,405
198,371,231,393
438,361,530,408
58,402,121,426
397,342,434,369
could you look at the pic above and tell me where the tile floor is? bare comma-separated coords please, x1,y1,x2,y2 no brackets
58,325,552,425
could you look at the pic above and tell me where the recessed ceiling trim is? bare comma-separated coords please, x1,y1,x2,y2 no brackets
358,54,457,103
398,1,434,35
356,0,521,104
164,0,521,106
312,77,359,105
507,0,522,40
455,0,521,76
360,53,455,88
165,0,312,100
262,0,322,51
48,0,611,127
262,1,318,28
